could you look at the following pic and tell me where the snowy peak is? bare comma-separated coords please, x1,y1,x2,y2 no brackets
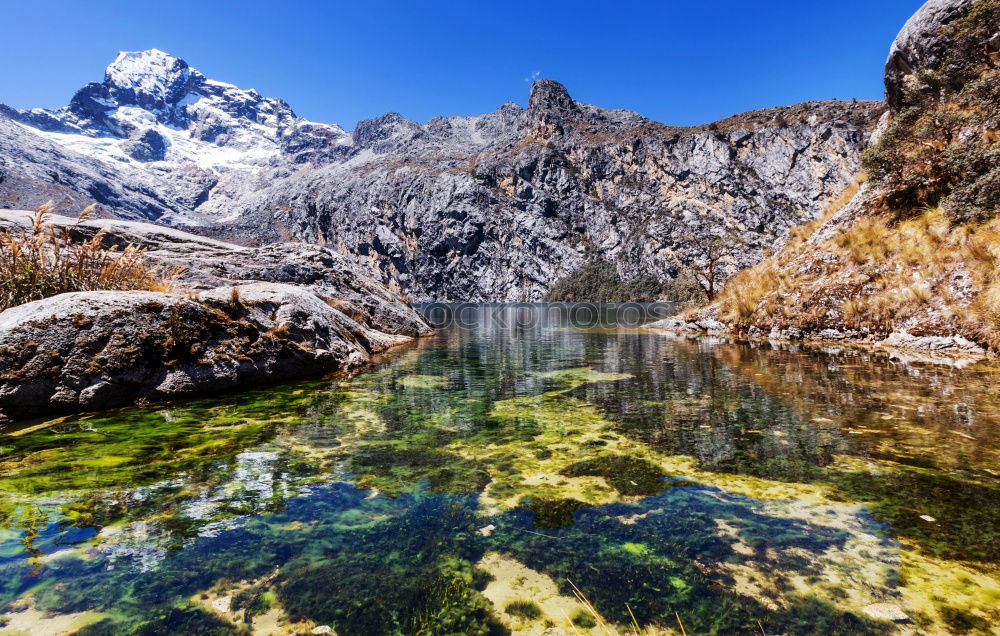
5,48,351,173
104,49,201,112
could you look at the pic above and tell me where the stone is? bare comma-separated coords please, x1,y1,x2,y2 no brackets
861,603,910,622
881,331,986,354
884,0,975,111
0,215,430,425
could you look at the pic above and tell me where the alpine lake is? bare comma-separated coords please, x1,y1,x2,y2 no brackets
0,304,997,636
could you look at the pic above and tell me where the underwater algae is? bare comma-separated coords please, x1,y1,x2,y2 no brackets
1,303,1000,635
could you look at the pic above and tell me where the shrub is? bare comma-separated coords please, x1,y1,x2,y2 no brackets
543,259,665,302
0,203,185,311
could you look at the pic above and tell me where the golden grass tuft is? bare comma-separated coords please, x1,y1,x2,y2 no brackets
0,203,186,312
700,190,1000,350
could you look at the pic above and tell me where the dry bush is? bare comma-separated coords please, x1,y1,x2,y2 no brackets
836,216,890,264
0,203,185,311
701,194,1000,350
717,265,780,325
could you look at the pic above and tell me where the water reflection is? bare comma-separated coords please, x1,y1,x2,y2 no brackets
0,304,997,634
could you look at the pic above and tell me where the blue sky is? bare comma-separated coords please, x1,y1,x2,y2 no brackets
0,0,923,130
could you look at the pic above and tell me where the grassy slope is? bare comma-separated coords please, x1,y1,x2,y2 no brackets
685,0,1000,352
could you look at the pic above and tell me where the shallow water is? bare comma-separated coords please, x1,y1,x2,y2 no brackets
0,303,998,635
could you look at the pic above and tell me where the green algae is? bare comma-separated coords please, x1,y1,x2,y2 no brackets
346,443,491,496
531,366,633,385
571,608,597,628
518,497,591,529
561,455,669,496
503,599,542,619
0,305,999,635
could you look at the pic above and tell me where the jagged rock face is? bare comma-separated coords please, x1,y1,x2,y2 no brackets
235,84,881,301
884,0,974,110
0,49,350,223
0,49,882,301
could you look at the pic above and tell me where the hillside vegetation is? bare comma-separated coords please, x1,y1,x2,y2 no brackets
683,0,1000,352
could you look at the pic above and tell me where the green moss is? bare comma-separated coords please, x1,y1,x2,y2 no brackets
504,599,542,619
561,455,668,496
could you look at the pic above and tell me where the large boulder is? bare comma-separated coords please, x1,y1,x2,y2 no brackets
0,210,432,338
0,283,413,424
884,0,975,110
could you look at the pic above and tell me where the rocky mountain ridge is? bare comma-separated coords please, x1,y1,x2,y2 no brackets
1,49,884,301
655,0,1000,357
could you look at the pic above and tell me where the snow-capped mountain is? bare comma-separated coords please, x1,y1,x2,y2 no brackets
0,49,884,300
1,49,349,223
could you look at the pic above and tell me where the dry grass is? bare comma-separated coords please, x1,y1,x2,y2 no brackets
703,189,1000,350
707,176,865,326
0,203,186,312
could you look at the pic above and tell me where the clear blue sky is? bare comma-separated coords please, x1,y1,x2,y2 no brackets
0,0,923,130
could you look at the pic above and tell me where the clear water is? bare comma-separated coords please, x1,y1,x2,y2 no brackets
0,304,997,635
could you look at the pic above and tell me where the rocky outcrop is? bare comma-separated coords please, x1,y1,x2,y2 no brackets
1,49,883,301
659,0,1000,358
0,212,431,424
884,0,972,110
0,210,430,338
0,284,412,423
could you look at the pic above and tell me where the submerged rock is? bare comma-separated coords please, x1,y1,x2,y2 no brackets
861,603,910,622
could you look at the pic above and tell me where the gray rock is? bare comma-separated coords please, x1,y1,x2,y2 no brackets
0,211,430,424
884,0,974,110
122,128,167,162
0,282,416,424
881,331,986,354
0,49,884,302
0,210,431,339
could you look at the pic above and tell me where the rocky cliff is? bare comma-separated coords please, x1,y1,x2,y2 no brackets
0,50,882,301
657,0,1000,356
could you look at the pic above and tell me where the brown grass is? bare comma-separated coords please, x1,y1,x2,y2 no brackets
0,203,186,312
702,178,1000,350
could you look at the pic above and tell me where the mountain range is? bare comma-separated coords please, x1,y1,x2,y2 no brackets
0,48,883,301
